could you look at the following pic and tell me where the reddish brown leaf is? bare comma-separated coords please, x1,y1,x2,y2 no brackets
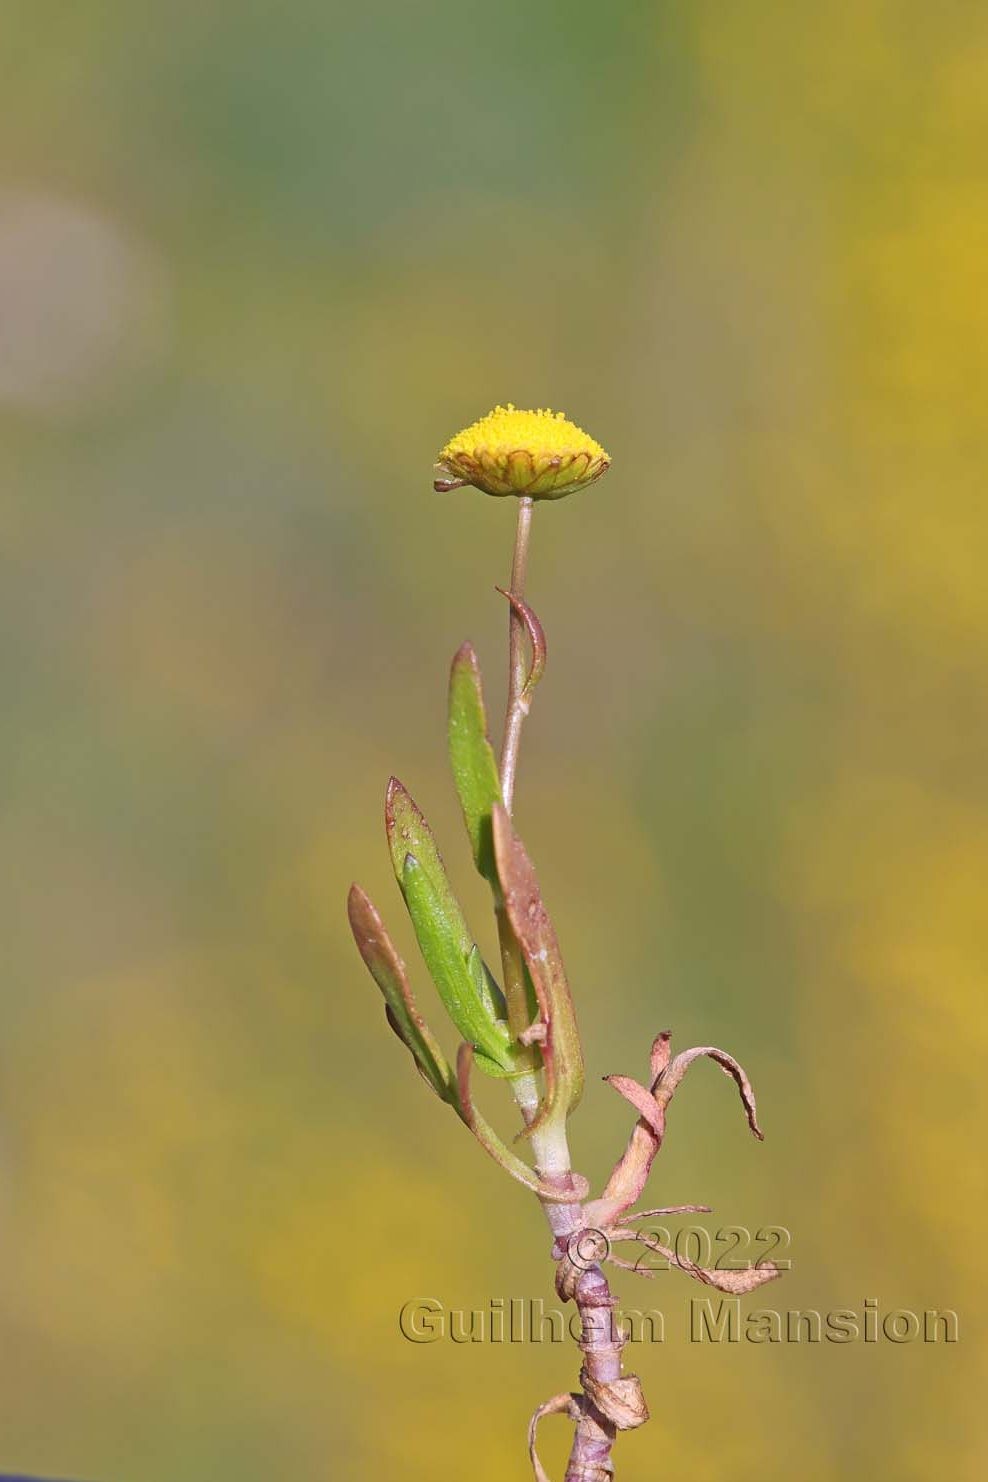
494,586,546,702
527,1393,579,1482
492,804,584,1134
603,1074,665,1138
347,882,453,1102
657,1045,764,1139
588,1033,768,1228
649,1030,672,1085
607,1228,782,1294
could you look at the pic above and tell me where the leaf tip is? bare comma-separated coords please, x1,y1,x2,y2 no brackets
451,639,479,672
385,776,420,845
346,880,368,924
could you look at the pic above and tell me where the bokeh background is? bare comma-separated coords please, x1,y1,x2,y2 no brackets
1,1,986,1478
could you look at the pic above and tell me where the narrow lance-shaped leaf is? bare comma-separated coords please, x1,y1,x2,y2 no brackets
400,856,522,1077
346,883,455,1104
492,802,585,1131
448,642,541,1038
448,642,503,885
386,778,524,1077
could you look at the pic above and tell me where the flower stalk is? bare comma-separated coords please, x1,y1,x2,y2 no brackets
500,493,534,817
347,405,781,1479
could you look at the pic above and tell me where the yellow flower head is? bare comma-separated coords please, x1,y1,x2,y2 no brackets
435,404,611,500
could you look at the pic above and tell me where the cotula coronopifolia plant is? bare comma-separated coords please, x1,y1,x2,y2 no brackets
347,405,781,1480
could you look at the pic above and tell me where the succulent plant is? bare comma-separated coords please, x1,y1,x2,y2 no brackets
348,406,780,1480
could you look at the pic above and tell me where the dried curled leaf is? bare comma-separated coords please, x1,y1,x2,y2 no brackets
579,1370,649,1431
495,587,546,706
603,1074,666,1137
527,1393,580,1482
649,1029,672,1083
656,1045,764,1139
624,1204,712,1220
588,1033,767,1228
607,1228,782,1294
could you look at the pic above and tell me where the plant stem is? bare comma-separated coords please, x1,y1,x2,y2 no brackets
496,495,566,1147
496,495,537,1043
499,494,534,816
495,496,627,1480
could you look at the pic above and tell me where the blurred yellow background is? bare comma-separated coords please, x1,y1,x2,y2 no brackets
1,1,985,1478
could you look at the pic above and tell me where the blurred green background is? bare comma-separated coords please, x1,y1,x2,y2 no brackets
1,1,985,1477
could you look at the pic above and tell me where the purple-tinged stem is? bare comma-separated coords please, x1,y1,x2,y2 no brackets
492,496,629,1480
565,1266,624,1482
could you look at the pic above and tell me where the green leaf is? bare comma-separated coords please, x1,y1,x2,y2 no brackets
448,642,503,884
385,777,525,1077
400,853,521,1075
346,883,456,1104
446,649,541,1047
468,944,508,1025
